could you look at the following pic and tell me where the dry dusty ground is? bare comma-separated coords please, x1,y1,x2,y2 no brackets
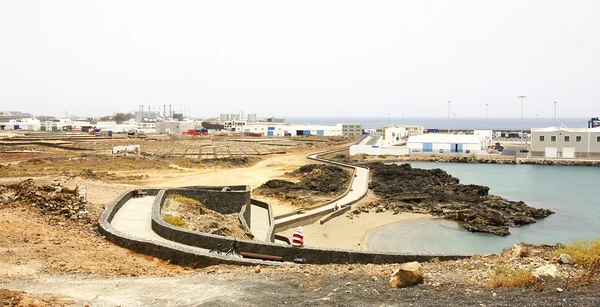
1,133,599,306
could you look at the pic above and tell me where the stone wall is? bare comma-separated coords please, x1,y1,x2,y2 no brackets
165,185,250,214
98,188,271,267
151,189,470,264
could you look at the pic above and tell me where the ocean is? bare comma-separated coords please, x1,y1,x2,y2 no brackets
366,162,600,254
285,117,592,131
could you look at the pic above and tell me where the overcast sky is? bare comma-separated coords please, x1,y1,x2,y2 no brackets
1,1,599,119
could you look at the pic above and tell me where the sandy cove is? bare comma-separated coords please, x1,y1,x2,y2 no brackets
279,209,433,250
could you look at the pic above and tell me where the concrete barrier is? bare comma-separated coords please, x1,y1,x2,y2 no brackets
98,188,272,267
151,188,471,264
319,205,352,225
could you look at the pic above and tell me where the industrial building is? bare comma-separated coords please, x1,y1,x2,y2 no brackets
407,134,488,153
156,121,195,135
530,126,600,158
234,122,362,137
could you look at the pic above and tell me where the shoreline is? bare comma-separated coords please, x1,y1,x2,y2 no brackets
349,155,600,167
277,207,434,251
359,214,443,250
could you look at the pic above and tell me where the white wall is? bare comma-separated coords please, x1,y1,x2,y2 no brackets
349,145,410,156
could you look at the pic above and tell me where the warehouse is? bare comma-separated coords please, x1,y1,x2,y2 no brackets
156,121,195,135
530,126,600,158
407,134,487,153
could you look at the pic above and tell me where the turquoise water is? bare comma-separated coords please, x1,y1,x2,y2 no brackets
366,162,600,254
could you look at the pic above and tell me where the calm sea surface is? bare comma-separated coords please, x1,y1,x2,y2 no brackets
366,162,600,254
286,117,590,130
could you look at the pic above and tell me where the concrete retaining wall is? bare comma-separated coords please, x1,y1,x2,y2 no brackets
165,185,250,214
151,188,470,264
98,188,270,267
319,205,352,225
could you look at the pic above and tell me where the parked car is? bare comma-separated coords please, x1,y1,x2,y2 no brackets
411,149,420,152
439,149,444,153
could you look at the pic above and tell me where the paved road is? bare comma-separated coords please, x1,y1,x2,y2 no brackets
359,134,381,145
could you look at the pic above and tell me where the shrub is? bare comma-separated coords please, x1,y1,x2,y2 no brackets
163,214,186,228
487,265,535,289
554,236,600,265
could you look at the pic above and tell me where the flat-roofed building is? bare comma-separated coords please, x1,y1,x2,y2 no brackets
531,126,600,158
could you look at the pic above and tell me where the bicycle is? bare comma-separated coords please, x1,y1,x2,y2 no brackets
208,239,239,257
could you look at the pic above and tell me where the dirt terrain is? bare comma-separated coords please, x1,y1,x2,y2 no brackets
1,132,599,306
161,194,251,239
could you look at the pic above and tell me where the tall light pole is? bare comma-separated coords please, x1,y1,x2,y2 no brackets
447,101,451,133
387,113,390,126
518,95,527,145
553,101,558,126
485,103,489,129
402,113,404,122
453,113,456,134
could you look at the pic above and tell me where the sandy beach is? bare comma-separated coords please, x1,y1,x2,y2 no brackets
278,206,433,250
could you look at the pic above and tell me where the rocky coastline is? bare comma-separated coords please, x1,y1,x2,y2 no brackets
350,155,600,167
363,162,554,236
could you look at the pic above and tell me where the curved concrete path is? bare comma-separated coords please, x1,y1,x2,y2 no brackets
274,151,369,226
249,204,270,241
111,195,209,252
112,195,272,243
110,147,370,251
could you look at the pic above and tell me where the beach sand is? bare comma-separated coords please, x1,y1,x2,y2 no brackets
278,207,433,251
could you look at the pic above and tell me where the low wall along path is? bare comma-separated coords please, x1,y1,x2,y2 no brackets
98,147,471,266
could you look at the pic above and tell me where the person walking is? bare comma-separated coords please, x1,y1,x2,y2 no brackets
291,226,304,247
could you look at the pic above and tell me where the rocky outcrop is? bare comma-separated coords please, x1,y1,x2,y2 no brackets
366,163,554,236
389,262,424,288
0,178,90,223
254,164,350,196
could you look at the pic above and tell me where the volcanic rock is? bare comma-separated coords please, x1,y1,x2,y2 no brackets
366,163,554,236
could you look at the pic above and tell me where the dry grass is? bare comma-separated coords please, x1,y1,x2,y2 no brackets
167,194,201,206
487,265,536,289
163,214,186,228
555,236,600,266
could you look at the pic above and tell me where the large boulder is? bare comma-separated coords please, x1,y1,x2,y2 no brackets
533,264,558,278
389,262,424,288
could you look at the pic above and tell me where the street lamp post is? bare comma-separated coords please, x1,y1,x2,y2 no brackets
447,101,451,133
554,101,558,126
387,113,390,126
453,113,456,134
518,95,527,145
402,113,404,122
485,103,489,129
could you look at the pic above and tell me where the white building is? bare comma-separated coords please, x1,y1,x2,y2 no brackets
381,126,410,146
241,123,350,137
156,121,195,134
407,134,488,153
531,126,600,158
